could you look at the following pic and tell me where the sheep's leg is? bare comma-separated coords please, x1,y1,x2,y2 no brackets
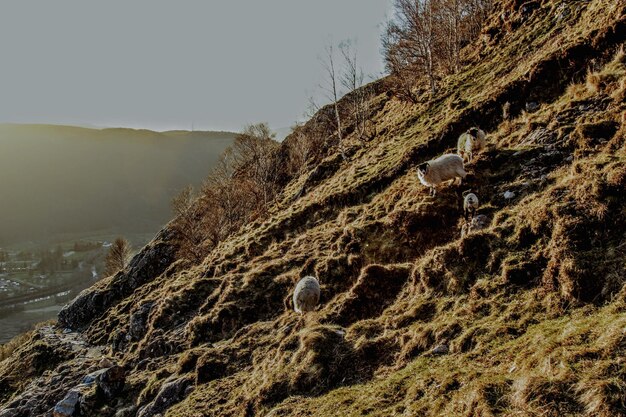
430,186,436,197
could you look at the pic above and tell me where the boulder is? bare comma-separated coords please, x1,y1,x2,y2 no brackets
129,302,155,341
83,365,126,400
53,384,90,417
137,377,192,417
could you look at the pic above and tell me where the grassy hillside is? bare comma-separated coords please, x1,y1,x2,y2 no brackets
0,124,235,245
0,0,625,416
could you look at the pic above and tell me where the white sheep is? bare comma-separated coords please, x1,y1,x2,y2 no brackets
457,127,486,163
417,154,467,197
293,276,320,314
463,191,479,220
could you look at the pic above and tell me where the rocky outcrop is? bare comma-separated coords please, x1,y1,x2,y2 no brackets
0,327,109,417
51,365,126,417
129,302,156,341
58,228,177,330
137,377,193,417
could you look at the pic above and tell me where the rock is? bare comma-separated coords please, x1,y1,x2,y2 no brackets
521,128,555,145
53,385,90,417
432,344,449,355
503,190,516,200
51,366,125,417
99,357,115,368
97,365,126,399
78,385,100,415
555,4,570,21
115,406,138,417
137,377,192,417
129,302,155,341
525,101,540,113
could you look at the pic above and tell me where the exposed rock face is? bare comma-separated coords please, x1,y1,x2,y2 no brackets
83,365,126,400
53,384,92,417
49,366,126,417
137,377,193,417
129,302,156,341
58,228,177,330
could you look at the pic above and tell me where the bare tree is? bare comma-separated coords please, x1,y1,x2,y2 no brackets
171,185,209,263
339,40,374,142
382,0,493,98
232,123,280,210
104,237,132,276
438,0,461,74
286,128,314,175
202,151,253,243
320,43,347,159
384,0,438,95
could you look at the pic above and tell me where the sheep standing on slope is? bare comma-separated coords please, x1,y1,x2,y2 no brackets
293,276,320,314
463,192,480,220
417,154,467,197
457,127,486,163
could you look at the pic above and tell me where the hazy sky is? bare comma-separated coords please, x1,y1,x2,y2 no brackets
0,1,392,132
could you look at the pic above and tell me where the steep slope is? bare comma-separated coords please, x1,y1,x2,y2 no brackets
1,0,626,416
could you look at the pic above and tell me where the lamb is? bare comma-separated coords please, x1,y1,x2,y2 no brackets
457,127,486,163
463,191,479,220
417,154,467,197
292,276,321,314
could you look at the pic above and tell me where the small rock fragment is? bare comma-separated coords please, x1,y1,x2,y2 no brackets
525,102,540,113
432,344,449,355
99,357,115,368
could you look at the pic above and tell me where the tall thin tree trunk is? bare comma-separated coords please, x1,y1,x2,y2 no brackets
427,0,436,95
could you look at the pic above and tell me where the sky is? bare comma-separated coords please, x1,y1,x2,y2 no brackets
0,1,392,133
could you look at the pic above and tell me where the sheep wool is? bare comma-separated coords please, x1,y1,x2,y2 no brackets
463,192,480,220
457,127,486,163
417,154,467,196
293,276,321,314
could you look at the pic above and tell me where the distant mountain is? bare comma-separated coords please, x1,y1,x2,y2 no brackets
0,124,236,245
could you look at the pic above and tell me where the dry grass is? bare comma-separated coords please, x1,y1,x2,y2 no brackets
0,330,34,363
3,1,626,416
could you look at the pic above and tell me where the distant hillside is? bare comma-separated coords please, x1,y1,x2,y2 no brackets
0,124,235,245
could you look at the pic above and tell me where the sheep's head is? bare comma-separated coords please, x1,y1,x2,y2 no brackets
468,127,479,136
417,162,430,176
